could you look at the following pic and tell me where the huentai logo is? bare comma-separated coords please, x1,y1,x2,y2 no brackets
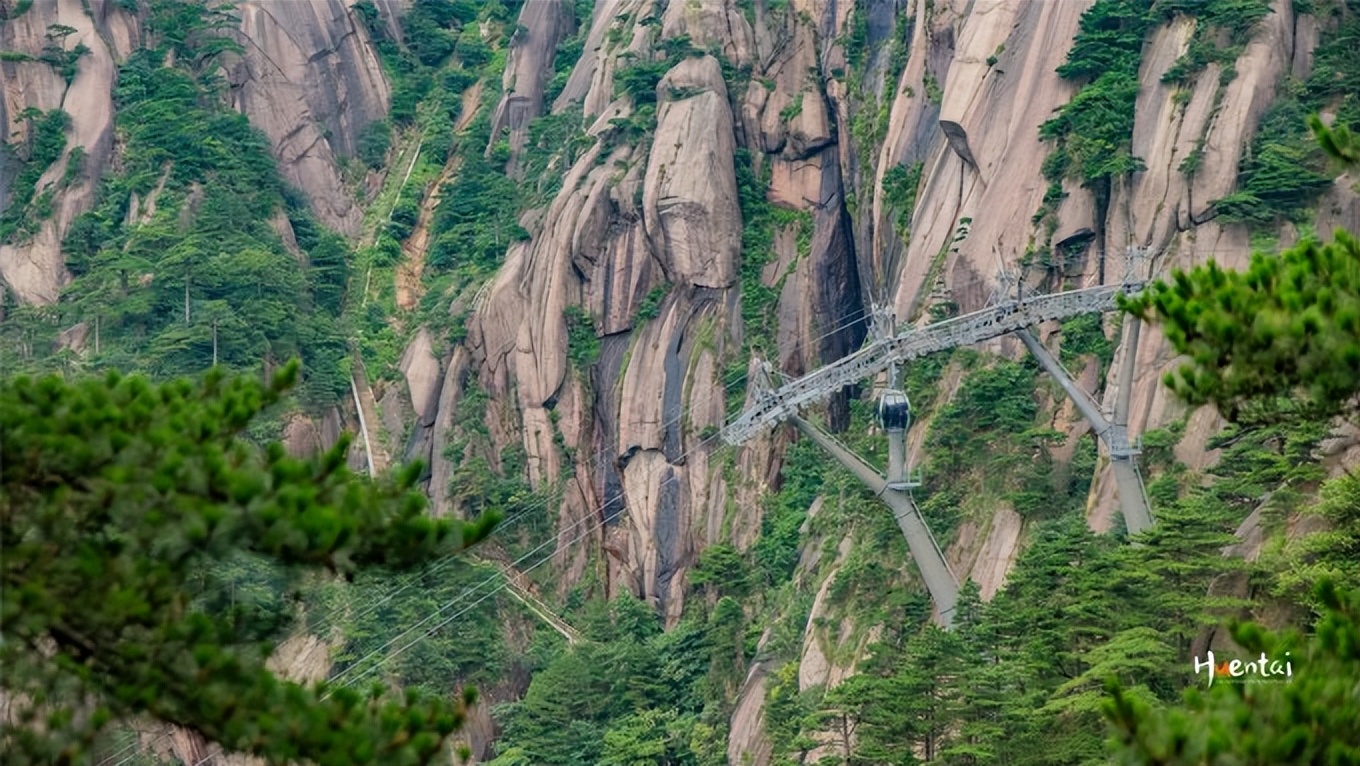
1192,650,1293,687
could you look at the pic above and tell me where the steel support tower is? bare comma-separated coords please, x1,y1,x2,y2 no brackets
789,415,958,628
722,274,1155,622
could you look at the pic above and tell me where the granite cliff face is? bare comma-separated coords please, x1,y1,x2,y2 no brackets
0,0,388,304
0,0,125,304
426,0,1083,632
435,0,873,632
400,0,1353,759
3,0,1356,762
226,0,393,236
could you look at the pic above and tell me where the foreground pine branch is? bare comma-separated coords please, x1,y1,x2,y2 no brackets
0,360,500,766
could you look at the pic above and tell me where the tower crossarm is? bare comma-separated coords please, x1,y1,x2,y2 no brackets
721,282,1144,446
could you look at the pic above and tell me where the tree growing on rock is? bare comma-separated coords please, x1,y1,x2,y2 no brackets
1104,579,1360,766
1105,116,1360,765
0,361,500,766
1120,117,1360,421
1119,231,1360,421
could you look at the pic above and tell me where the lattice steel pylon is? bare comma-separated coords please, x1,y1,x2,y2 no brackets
721,268,1155,620
721,280,1145,445
790,414,958,628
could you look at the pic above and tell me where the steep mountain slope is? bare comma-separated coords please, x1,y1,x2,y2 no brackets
399,0,1357,650
2,0,1358,764
0,0,122,304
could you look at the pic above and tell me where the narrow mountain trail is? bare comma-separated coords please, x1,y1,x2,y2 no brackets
395,81,485,311
395,154,460,311
357,131,423,252
471,551,585,645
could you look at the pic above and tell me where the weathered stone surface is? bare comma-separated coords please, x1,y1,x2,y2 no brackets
757,17,832,159
577,145,661,335
491,0,576,169
892,0,1089,321
226,0,392,236
799,534,853,691
1313,174,1360,236
621,450,685,618
282,413,324,457
768,155,823,209
87,0,141,61
951,508,1024,600
0,0,120,305
727,657,775,766
1188,0,1293,221
937,0,1025,170
400,326,442,424
660,0,754,68
1105,16,1204,250
867,0,960,287
616,316,670,457
375,383,409,455
428,346,472,518
643,55,741,288
474,145,591,411
554,0,653,118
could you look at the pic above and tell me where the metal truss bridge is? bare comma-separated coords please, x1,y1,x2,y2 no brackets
720,274,1155,628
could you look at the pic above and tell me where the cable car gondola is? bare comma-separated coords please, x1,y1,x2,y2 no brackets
877,389,912,432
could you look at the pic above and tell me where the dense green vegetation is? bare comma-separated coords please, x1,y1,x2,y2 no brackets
881,161,924,240
0,362,499,766
906,351,1093,531
1107,579,1360,766
731,149,814,374
0,107,70,242
1121,229,1360,420
0,2,351,409
426,139,529,277
1038,0,1157,221
1037,0,1273,232
1060,313,1117,373
748,401,1349,766
1097,111,1360,765
489,596,737,766
1159,0,1272,86
329,557,522,697
1211,0,1360,225
348,0,528,350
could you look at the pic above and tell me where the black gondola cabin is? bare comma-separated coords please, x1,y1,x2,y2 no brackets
878,390,911,431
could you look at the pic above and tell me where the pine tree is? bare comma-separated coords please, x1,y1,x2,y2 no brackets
495,648,610,766
987,517,1124,682
0,362,499,766
819,669,922,766
1115,494,1248,649
940,581,1025,766
894,626,968,762
1121,115,1360,420
1268,473,1360,609
1103,119,1360,766
1120,232,1360,420
1105,580,1360,766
